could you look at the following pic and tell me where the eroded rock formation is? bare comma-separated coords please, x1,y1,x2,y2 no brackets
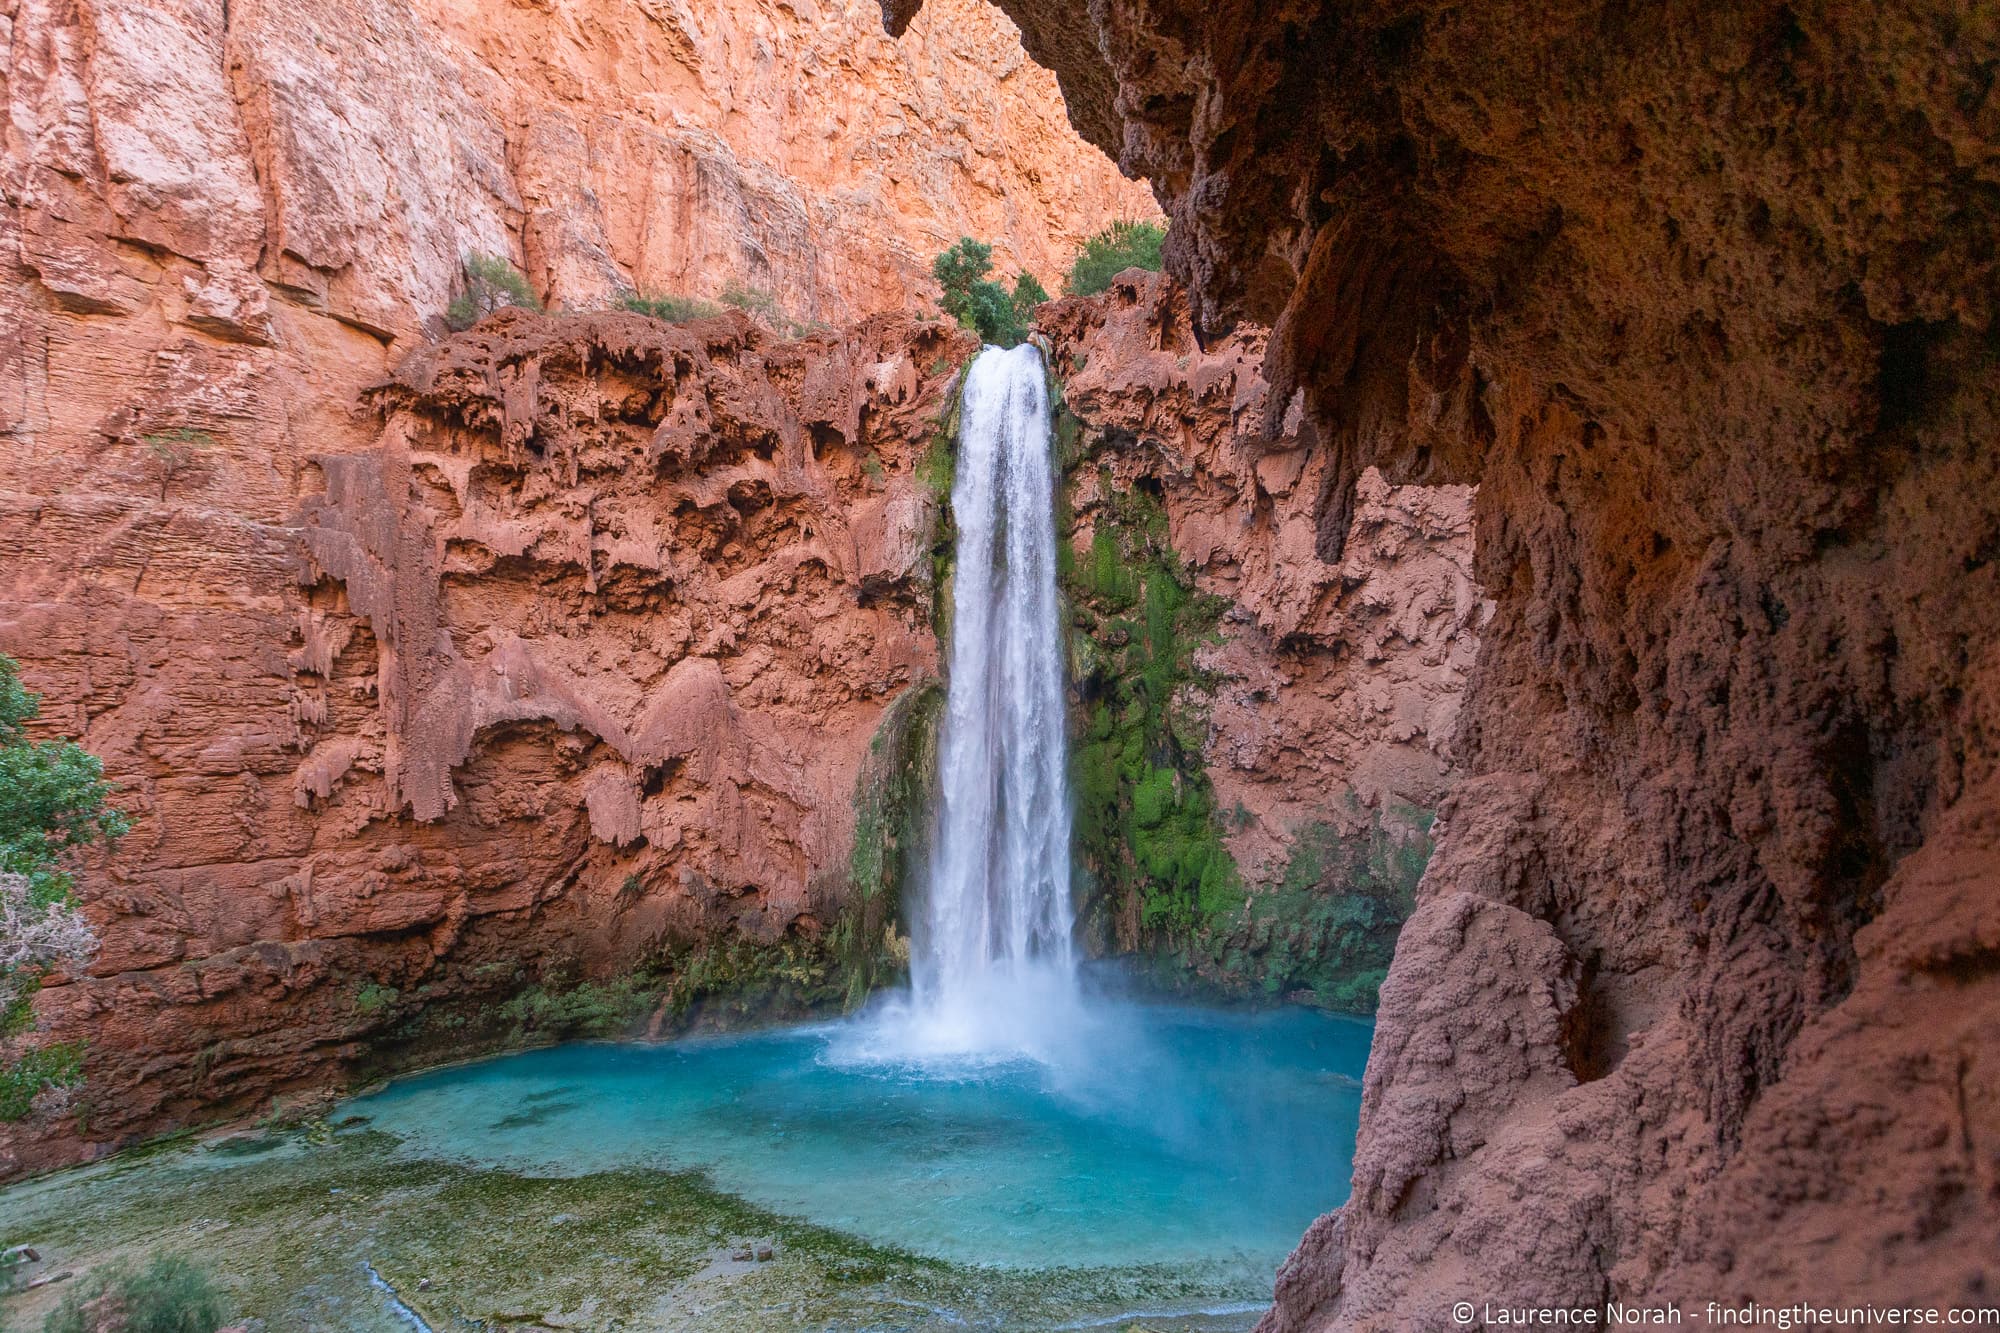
0,0,1151,1175
1041,274,1481,1000
1045,274,1480,877
0,301,970,1174
906,0,2000,1321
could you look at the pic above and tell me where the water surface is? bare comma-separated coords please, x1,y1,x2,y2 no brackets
0,999,1370,1331
350,998,1369,1279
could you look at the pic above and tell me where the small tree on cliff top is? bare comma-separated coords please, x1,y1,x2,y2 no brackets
445,252,542,331
933,238,1044,347
0,654,125,1121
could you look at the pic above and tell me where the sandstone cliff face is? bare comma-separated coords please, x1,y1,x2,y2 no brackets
0,0,1145,1172
5,0,1151,342
1044,274,1480,880
916,0,2000,1322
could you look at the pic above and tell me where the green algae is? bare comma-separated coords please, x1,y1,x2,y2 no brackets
348,921,909,1092
1057,405,1431,1014
1183,801,1434,1014
845,679,942,1007
923,374,965,645
0,1114,1265,1332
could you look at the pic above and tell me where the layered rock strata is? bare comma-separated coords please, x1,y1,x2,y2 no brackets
5,0,1152,346
893,0,2000,1321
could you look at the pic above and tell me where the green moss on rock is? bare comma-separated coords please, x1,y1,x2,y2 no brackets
845,680,943,1007
1059,420,1431,1013
1200,801,1434,1013
1062,465,1241,953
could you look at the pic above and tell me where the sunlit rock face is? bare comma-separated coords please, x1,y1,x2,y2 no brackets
3,0,1152,338
893,0,2000,1322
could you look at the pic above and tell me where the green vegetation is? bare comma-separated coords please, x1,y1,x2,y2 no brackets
932,238,1045,347
1061,470,1240,945
918,428,956,504
140,428,216,501
353,982,398,1015
0,654,126,1121
1056,422,1428,1013
920,373,967,641
1066,220,1166,297
624,288,728,322
720,280,783,323
722,280,826,335
367,916,910,1071
618,282,827,337
444,252,542,331
1203,804,1434,1012
494,973,653,1039
618,291,722,323
0,1043,84,1123
43,1253,229,1333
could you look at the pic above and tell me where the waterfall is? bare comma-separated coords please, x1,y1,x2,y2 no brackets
856,342,1080,1063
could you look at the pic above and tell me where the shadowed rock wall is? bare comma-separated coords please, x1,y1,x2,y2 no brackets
1041,274,1480,1000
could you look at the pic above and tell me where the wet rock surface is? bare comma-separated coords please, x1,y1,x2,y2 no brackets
1040,275,1479,999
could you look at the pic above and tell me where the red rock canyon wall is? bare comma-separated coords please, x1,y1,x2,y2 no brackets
0,0,1157,1172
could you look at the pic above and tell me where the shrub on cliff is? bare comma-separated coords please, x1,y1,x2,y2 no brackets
444,252,542,331
1066,220,1166,297
0,654,126,1121
619,291,721,323
619,282,826,336
44,1253,229,1333
933,238,1044,347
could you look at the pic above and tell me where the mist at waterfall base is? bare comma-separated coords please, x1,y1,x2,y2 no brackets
344,345,1375,1298
854,339,1084,1068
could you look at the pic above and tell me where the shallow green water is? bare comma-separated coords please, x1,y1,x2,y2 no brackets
0,999,1368,1331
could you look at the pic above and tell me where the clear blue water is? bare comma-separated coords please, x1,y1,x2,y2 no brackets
344,997,1371,1281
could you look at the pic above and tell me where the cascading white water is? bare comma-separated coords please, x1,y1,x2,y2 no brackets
845,341,1082,1064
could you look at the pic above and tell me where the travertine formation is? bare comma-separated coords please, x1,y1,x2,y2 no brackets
0,0,1149,1173
0,301,969,1174
902,0,2000,1322
0,251,1479,1173
1042,273,1481,896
